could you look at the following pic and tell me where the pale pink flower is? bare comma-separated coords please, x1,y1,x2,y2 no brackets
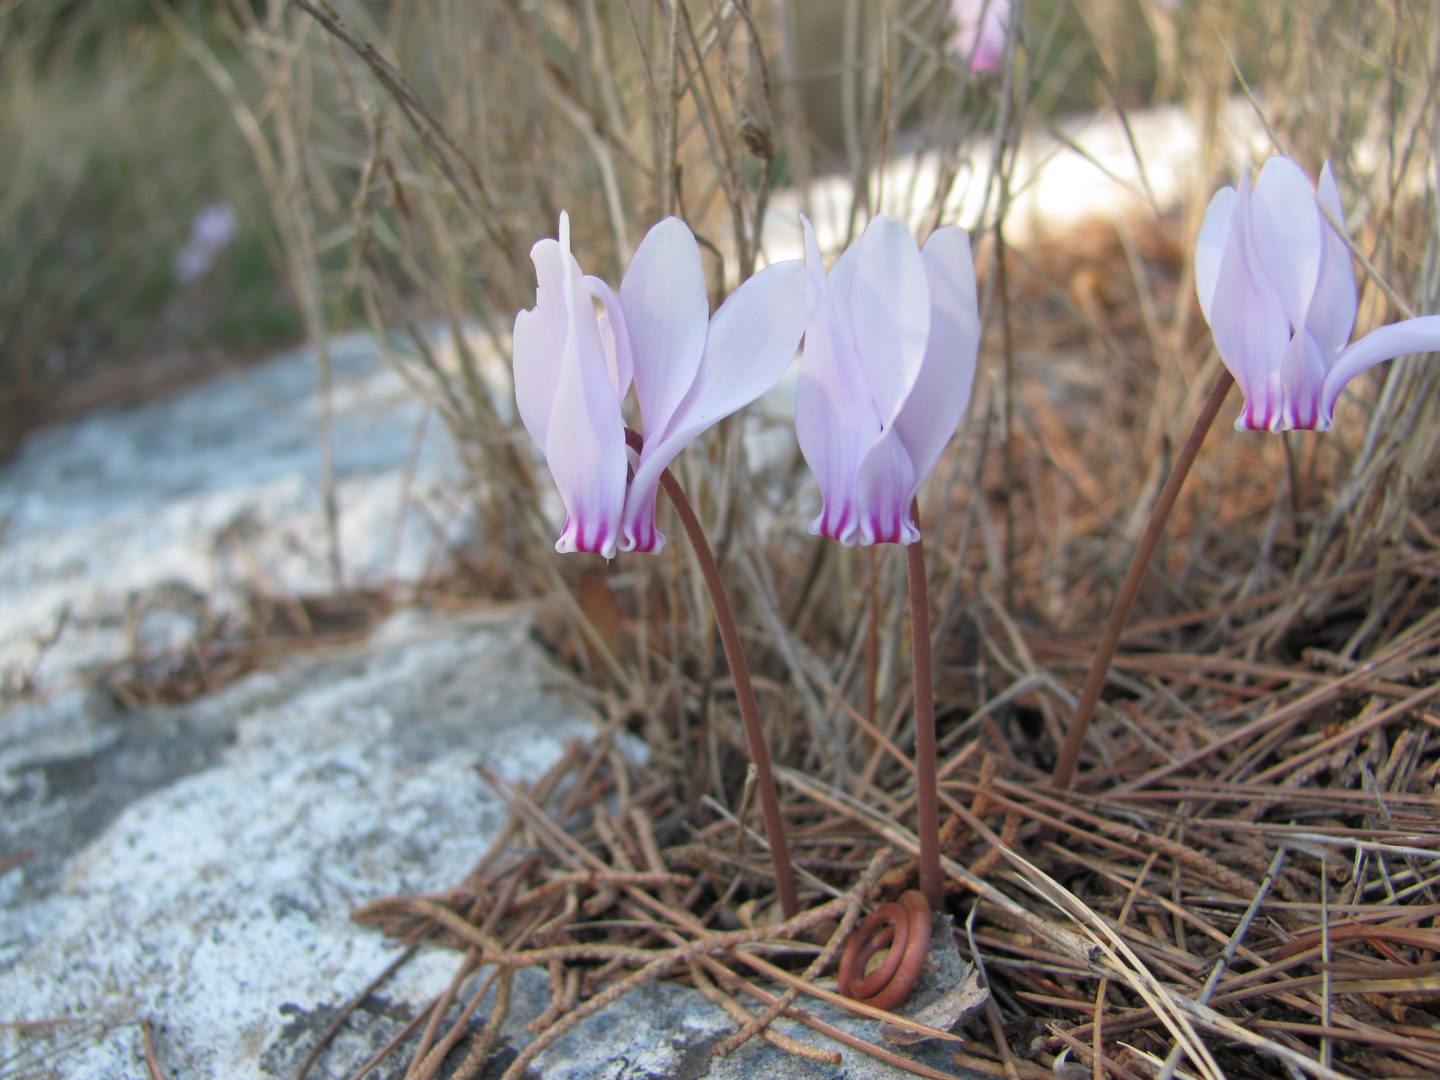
796,215,980,546
1197,156,1440,432
176,203,237,284
950,0,1010,73
513,213,806,556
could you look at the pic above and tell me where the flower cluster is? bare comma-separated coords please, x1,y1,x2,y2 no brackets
515,212,981,556
517,156,1440,559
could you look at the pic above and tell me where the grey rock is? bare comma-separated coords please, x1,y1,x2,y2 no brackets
0,333,472,700
2,608,984,1079
0,608,589,1078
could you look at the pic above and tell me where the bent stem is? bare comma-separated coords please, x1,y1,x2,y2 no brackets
906,529,944,912
629,431,800,918
1050,369,1234,792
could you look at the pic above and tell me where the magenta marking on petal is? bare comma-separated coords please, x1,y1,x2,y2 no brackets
562,513,612,555
819,498,861,543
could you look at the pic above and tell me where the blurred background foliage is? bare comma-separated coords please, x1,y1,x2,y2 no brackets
0,0,297,455
0,0,1178,456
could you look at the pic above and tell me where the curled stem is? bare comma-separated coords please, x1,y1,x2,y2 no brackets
1051,369,1234,792
837,889,931,1011
627,429,800,918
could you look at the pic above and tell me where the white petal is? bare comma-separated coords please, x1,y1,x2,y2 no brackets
796,217,882,545
1195,186,1236,324
893,225,980,496
586,274,633,397
1305,162,1358,366
546,241,628,556
675,260,807,436
620,483,663,554
828,233,861,311
620,259,806,552
619,217,709,439
1249,156,1322,332
545,334,628,557
1319,316,1440,427
854,428,918,545
1276,330,1327,431
1207,165,1292,431
846,215,931,427
517,213,627,557
512,236,569,451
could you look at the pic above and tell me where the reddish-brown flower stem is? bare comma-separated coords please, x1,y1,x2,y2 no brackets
626,429,800,918
1050,369,1234,792
905,527,944,912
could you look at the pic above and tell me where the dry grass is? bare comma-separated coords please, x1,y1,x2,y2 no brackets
96,1,1440,1077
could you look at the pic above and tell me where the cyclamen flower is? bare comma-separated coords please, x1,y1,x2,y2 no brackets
513,212,805,557
1197,156,1440,432
950,0,1010,73
176,202,237,284
797,215,980,546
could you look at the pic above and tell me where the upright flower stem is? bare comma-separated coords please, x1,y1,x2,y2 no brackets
906,527,944,913
628,431,800,918
1050,369,1234,792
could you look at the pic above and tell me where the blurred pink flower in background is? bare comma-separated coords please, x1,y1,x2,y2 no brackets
950,0,1010,72
513,213,805,557
796,215,979,546
176,202,237,284
1196,156,1440,432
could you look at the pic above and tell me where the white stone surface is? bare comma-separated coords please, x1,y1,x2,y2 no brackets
760,98,1269,263
0,332,470,700
0,332,986,1077
0,604,977,1080
1,607,593,1079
